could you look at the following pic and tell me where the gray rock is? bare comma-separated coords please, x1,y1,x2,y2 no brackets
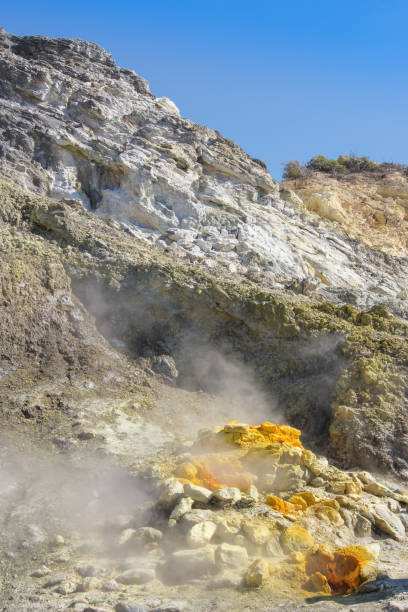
116,567,156,584
31,565,51,578
159,478,183,505
134,526,163,543
373,504,406,541
211,487,241,505
43,573,65,587
355,515,372,537
152,603,187,612
168,497,194,526
168,546,216,579
101,579,119,591
115,604,148,612
77,564,99,577
208,572,242,588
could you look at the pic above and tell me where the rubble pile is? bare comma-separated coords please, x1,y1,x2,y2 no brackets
148,421,408,597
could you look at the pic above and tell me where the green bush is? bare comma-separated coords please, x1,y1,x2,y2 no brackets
283,154,407,177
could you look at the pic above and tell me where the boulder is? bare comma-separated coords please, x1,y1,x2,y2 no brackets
216,543,248,567
211,487,241,505
183,483,212,503
246,558,269,587
169,546,216,579
160,479,183,505
373,504,406,541
116,567,156,585
186,521,217,547
242,522,270,546
280,526,314,553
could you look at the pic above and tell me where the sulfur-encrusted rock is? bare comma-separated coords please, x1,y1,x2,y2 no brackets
280,526,314,553
246,558,269,587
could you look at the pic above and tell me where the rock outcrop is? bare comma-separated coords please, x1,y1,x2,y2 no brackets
1,28,408,611
1,27,408,315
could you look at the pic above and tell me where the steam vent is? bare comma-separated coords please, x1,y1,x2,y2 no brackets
1,26,408,612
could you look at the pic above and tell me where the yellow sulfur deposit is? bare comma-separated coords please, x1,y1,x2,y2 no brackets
280,525,315,553
175,421,304,491
175,453,252,491
223,421,303,450
304,545,376,594
266,495,299,514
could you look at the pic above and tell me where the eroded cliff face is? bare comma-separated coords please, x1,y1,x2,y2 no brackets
1,27,408,316
283,170,408,258
1,28,408,612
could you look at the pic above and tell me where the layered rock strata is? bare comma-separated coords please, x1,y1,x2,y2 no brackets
1,28,408,314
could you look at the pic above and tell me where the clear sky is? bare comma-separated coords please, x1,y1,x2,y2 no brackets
2,0,407,179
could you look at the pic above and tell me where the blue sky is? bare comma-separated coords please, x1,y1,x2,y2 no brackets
2,1,407,179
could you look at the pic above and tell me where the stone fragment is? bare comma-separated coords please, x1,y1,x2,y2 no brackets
180,509,215,530
280,526,314,553
186,521,217,547
373,504,406,541
242,522,270,545
43,573,65,587
152,602,187,612
168,496,194,526
211,487,241,505
77,564,99,577
54,580,76,594
357,471,376,484
116,567,156,585
160,479,183,505
76,577,99,592
216,542,248,567
183,483,212,503
364,481,392,497
303,571,331,594
355,515,372,537
134,526,163,544
115,604,148,612
223,423,250,433
118,528,137,546
246,558,269,587
311,477,326,488
208,572,243,588
169,546,216,579
101,579,119,591
31,565,51,578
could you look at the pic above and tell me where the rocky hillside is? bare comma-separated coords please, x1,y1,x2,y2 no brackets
283,169,408,259
1,28,408,612
1,27,408,316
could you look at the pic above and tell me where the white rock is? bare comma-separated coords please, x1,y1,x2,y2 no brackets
216,543,248,567
373,504,406,541
186,520,217,547
159,478,183,505
211,487,241,505
183,483,212,503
